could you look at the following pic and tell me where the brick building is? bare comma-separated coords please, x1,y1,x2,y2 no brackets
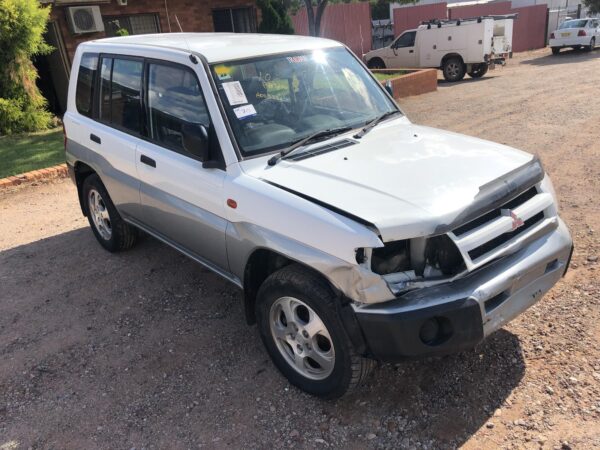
37,0,259,114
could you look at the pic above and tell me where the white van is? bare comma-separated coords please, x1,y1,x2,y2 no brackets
365,16,514,81
64,33,572,398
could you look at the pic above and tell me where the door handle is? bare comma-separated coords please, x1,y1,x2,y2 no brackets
140,154,156,168
409,49,414,53
90,134,101,144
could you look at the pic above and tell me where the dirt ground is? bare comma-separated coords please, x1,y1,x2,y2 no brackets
1,48,599,450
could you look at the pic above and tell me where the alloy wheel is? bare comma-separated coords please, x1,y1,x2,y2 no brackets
88,188,112,240
269,296,335,380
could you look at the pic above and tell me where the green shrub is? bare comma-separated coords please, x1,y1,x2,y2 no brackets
258,0,294,34
0,0,53,135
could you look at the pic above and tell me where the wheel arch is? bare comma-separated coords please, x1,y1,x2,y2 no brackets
440,52,464,68
367,57,385,69
242,247,369,355
242,247,341,325
74,161,97,216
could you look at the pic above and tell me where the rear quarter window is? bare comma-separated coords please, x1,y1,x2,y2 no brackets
75,53,99,117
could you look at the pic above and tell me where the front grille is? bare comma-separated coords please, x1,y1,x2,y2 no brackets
453,187,538,237
447,182,555,269
468,211,545,260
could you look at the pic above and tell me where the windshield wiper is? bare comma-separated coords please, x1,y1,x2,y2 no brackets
353,110,402,139
267,126,352,166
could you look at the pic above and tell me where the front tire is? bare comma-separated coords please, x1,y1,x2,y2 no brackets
442,57,466,82
255,264,375,398
82,174,138,252
467,63,489,78
551,47,560,55
367,58,385,69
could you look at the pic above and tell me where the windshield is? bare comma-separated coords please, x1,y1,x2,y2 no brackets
210,47,398,157
559,19,588,29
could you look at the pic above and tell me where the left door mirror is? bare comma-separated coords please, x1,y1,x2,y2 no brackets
182,123,209,160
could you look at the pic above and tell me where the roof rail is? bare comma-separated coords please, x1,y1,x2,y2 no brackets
420,13,518,27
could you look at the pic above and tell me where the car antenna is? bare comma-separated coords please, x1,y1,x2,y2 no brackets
174,14,198,64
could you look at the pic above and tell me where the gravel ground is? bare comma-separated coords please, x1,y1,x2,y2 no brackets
1,48,599,449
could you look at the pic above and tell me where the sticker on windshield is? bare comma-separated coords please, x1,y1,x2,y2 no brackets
222,81,248,106
214,64,232,80
233,104,257,120
287,55,307,63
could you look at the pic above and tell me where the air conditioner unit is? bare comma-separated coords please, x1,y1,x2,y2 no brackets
66,6,105,34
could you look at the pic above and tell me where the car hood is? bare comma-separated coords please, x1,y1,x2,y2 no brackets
243,119,535,241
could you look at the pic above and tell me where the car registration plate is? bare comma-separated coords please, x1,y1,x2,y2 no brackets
561,32,570,37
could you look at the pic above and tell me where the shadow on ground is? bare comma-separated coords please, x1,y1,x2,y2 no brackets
520,47,600,66
0,228,525,448
438,75,497,87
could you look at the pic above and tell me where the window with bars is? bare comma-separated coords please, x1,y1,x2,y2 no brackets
103,14,160,37
212,7,257,33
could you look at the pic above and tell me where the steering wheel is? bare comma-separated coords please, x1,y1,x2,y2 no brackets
256,98,291,122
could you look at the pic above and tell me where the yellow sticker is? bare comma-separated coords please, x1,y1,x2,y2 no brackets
215,64,232,80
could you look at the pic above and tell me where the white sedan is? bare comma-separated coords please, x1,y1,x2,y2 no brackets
549,18,600,54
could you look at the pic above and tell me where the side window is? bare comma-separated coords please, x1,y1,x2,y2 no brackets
75,53,98,117
395,31,416,48
147,63,210,152
98,56,143,134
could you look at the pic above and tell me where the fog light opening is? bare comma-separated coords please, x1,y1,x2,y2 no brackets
419,316,453,346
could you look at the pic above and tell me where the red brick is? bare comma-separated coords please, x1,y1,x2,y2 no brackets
49,0,259,64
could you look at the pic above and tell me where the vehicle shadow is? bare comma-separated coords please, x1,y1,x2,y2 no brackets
0,227,524,448
334,329,524,447
520,47,600,66
437,75,497,87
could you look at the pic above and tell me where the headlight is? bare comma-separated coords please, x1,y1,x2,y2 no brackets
365,235,464,276
371,240,410,275
540,174,559,212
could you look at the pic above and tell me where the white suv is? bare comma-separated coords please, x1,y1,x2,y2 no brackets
64,33,573,398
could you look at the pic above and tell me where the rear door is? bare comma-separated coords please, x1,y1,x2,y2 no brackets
592,19,600,41
135,59,229,271
74,54,144,218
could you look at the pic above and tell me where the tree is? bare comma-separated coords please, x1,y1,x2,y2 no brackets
258,0,295,34
0,0,53,135
303,0,329,36
582,0,600,15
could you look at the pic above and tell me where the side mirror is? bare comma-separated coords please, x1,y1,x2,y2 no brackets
182,123,209,161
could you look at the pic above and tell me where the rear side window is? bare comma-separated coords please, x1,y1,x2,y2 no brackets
147,63,210,152
75,53,98,117
98,57,143,134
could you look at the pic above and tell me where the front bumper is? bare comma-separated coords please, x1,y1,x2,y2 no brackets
354,219,572,361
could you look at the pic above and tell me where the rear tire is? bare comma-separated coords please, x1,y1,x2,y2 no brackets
255,264,375,398
586,38,595,52
551,47,560,55
367,58,385,70
467,63,489,78
82,174,138,252
442,57,466,82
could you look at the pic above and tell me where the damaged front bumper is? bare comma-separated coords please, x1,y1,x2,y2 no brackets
352,219,573,361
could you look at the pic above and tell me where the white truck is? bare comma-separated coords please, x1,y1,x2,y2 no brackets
364,15,515,82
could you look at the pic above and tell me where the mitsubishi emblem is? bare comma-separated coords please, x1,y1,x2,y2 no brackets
501,209,525,230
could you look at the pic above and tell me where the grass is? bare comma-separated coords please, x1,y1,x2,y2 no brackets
373,71,411,81
0,128,64,178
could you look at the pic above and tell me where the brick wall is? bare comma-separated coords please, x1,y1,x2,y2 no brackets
48,0,258,64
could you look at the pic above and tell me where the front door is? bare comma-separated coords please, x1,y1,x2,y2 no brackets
135,60,229,271
386,31,418,68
